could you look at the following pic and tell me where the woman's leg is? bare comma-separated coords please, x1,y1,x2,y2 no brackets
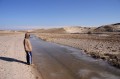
26,52,29,64
28,52,32,65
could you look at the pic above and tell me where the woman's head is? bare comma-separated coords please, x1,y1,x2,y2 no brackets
25,32,30,39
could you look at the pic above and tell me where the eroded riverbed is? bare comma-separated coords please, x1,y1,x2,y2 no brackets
31,35,120,79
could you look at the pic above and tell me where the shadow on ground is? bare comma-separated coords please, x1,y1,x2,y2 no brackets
0,57,27,64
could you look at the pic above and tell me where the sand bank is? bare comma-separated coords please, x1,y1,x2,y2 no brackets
0,34,42,79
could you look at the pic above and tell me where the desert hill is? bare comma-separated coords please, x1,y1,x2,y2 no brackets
63,26,95,33
32,23,120,34
32,28,66,33
94,23,120,32
32,27,95,34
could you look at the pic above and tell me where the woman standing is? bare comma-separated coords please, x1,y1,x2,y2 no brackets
23,32,32,65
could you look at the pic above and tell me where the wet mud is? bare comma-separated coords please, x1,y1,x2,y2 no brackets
30,35,120,79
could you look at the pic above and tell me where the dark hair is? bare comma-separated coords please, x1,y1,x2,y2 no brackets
25,32,30,38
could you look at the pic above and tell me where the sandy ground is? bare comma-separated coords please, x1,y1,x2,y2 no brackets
0,34,41,79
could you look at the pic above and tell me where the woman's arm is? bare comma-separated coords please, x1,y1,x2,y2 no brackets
27,40,32,52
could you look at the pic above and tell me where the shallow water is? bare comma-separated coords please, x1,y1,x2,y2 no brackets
30,35,120,79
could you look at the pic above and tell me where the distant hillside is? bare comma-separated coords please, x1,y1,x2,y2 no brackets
63,26,95,33
32,26,96,34
32,23,120,34
0,30,12,33
32,28,66,33
94,23,120,32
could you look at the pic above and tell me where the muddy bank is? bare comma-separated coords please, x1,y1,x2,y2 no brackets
35,33,120,68
30,35,120,79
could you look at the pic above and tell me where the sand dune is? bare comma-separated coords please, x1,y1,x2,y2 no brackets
63,26,95,33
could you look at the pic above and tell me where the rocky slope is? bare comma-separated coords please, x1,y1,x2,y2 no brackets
94,23,120,32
